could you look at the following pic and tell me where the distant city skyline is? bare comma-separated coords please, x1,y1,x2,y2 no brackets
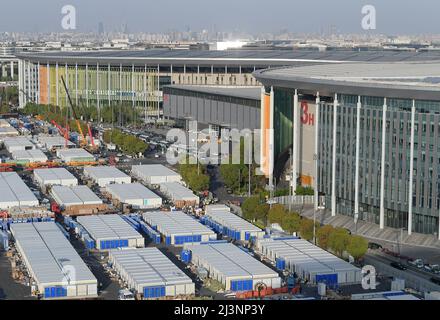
1,0,440,35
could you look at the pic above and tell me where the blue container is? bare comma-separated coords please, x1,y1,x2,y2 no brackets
276,258,286,270
165,236,171,245
230,279,253,292
181,249,192,263
143,286,165,299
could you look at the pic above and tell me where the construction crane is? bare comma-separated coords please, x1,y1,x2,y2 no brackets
77,95,98,153
61,76,86,147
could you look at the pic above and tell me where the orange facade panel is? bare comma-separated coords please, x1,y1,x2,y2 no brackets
39,65,48,105
262,93,271,177
300,175,313,186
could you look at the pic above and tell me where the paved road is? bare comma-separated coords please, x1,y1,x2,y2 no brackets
0,253,36,300
364,253,440,293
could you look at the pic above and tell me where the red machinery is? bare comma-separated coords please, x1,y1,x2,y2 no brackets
50,202,61,215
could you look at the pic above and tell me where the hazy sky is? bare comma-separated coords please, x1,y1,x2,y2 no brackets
1,0,439,35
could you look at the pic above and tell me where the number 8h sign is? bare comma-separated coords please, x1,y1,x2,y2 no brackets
301,101,315,126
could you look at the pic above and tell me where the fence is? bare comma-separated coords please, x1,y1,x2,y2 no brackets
271,195,325,207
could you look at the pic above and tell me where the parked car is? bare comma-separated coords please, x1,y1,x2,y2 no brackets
430,277,440,286
368,242,383,250
390,262,407,271
408,258,424,268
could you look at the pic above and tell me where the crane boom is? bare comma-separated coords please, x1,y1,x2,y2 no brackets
60,76,86,145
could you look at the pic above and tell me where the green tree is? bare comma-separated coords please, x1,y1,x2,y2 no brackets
255,203,269,223
347,235,368,261
267,204,286,225
299,218,317,241
295,185,314,196
328,228,351,256
316,224,335,250
242,196,260,221
179,156,211,192
280,212,301,234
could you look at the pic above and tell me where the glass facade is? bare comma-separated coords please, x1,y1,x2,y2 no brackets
273,89,440,236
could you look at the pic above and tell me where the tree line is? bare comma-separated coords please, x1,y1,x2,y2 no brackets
102,129,148,156
242,197,368,261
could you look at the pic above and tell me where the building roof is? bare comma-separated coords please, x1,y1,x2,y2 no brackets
18,49,440,66
0,172,39,208
142,211,215,237
10,222,97,286
185,242,279,279
164,85,261,101
259,238,360,274
204,205,263,233
2,136,34,149
254,62,440,100
57,148,94,160
38,136,75,148
77,214,143,241
51,185,102,206
108,247,193,290
84,166,130,180
159,182,198,201
131,164,181,179
12,149,48,162
34,168,77,184
106,183,160,201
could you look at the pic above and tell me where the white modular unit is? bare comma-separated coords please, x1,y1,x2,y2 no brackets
108,248,195,298
10,222,98,299
12,149,48,163
3,136,35,152
204,205,265,241
38,136,75,149
77,214,144,250
257,238,361,285
56,148,95,163
105,183,162,209
159,182,199,205
0,172,39,209
50,185,102,207
142,211,216,245
131,164,182,185
83,166,131,187
184,242,281,291
0,126,19,137
34,168,78,188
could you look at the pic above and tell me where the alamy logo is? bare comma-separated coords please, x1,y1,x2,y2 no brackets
361,265,377,290
61,5,77,30
361,5,376,30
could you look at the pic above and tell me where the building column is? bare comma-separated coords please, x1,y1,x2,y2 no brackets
144,64,147,122
292,89,299,194
47,63,50,105
65,64,68,108
314,93,320,211
131,64,135,108
119,64,122,105
107,64,111,106
10,61,14,79
354,96,361,220
260,87,265,171
36,62,40,104
379,98,388,229
27,61,31,104
55,63,59,107
269,86,275,190
85,63,89,108
408,99,416,235
157,64,160,119
75,63,78,106
331,94,338,216
97,63,100,122
18,60,23,107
